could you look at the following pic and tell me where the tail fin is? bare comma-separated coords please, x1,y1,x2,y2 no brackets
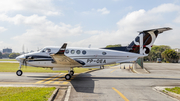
127,27,172,55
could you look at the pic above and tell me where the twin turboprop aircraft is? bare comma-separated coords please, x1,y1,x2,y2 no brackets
16,27,172,80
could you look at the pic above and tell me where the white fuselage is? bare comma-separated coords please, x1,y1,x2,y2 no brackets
16,46,143,70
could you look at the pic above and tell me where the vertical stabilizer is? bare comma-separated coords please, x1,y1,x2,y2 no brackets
127,27,172,55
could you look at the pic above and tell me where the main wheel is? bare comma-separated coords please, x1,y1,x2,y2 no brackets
65,74,71,80
70,70,74,76
16,70,23,76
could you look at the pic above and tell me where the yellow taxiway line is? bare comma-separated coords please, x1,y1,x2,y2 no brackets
35,73,62,84
112,87,129,101
110,69,118,73
44,73,66,84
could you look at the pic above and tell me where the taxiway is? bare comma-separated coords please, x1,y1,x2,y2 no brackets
0,63,180,101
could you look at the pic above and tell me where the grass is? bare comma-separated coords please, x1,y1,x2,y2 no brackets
0,63,98,73
0,59,16,61
165,87,180,94
0,87,56,101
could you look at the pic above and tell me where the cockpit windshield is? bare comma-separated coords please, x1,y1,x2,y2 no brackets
38,48,43,52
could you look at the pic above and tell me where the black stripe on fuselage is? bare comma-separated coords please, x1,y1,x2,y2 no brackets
26,55,51,59
28,59,53,62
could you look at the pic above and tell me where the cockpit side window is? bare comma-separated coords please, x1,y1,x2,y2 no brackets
41,48,51,53
46,48,51,53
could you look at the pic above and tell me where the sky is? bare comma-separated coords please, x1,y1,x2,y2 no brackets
0,0,180,52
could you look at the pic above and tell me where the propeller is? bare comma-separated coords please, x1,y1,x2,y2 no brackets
21,56,34,68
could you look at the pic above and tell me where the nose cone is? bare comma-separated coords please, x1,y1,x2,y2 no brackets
16,55,26,62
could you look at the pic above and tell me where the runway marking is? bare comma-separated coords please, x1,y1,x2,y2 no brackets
53,82,60,84
110,69,118,73
112,87,129,101
44,73,66,84
35,73,80,85
52,81,69,85
110,67,119,69
63,82,69,85
35,73,61,84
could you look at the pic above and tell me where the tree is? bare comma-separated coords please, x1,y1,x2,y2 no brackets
145,45,171,62
161,49,179,63
105,44,122,48
9,53,21,59
2,53,10,58
0,52,2,59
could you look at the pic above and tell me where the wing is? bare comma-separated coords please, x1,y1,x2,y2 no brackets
50,43,82,66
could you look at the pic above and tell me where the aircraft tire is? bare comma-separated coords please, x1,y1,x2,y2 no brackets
65,74,71,80
70,70,74,76
16,70,23,76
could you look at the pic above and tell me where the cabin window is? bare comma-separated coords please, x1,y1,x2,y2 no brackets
76,50,81,54
71,50,75,54
102,52,106,55
82,50,86,55
65,49,69,54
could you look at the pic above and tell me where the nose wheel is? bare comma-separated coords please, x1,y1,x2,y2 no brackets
16,70,23,76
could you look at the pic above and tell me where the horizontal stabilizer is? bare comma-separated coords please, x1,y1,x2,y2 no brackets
138,27,172,34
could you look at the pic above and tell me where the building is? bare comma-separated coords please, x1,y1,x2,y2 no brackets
175,49,180,53
3,48,12,54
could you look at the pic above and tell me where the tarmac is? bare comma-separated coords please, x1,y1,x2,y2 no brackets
1,63,180,100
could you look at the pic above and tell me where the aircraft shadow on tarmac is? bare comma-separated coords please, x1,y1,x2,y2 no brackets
26,73,180,94
70,73,96,93
77,77,180,80
70,75,180,93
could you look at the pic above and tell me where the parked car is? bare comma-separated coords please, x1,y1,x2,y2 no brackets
157,58,162,63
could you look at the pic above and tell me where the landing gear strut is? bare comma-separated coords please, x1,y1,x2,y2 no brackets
16,64,23,76
65,68,74,80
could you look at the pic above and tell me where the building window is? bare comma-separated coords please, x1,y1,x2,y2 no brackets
71,50,75,54
102,52,106,55
76,50,81,54
65,49,69,54
82,50,86,55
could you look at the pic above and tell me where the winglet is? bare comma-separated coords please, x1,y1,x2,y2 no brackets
55,43,67,55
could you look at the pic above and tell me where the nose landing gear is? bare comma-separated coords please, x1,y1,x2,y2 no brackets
16,70,23,76
16,64,23,76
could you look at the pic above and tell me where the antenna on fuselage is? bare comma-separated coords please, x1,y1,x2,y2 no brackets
22,44,24,54
88,44,91,48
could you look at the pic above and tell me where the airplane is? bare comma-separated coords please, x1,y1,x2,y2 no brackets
16,27,172,80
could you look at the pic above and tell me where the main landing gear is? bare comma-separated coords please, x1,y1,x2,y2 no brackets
65,68,74,80
16,64,23,76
